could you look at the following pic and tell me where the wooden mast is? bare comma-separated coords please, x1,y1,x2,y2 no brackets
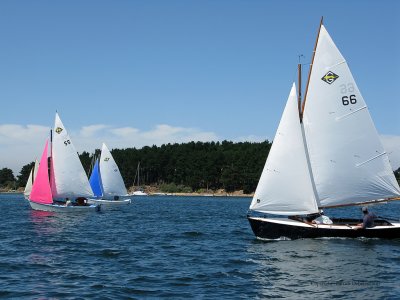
298,63,302,119
300,16,324,121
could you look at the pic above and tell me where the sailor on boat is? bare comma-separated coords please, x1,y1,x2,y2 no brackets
300,211,332,225
311,210,333,225
355,207,377,230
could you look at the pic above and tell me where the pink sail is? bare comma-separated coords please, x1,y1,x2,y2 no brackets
29,139,53,204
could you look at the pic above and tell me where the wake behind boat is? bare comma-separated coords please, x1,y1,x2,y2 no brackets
88,143,131,206
28,113,100,212
247,19,400,240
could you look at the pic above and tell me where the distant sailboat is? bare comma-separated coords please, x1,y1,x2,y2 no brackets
247,19,400,239
131,161,148,196
28,113,100,212
88,143,131,205
24,159,39,200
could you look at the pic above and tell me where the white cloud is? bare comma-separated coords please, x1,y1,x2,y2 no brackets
0,124,49,175
0,124,49,145
80,125,110,138
0,122,219,175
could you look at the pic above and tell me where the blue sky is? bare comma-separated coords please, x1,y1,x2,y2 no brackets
0,0,399,174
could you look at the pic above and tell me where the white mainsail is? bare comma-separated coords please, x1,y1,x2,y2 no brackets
51,113,94,199
250,83,319,215
302,25,400,207
99,143,128,198
24,159,39,199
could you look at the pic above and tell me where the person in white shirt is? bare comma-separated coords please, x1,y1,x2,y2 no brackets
312,210,333,225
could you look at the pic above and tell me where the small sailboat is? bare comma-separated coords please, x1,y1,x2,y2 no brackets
247,19,400,239
28,113,100,212
88,143,131,205
23,159,39,200
131,161,148,196
87,143,131,205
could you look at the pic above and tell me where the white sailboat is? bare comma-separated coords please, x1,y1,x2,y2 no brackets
131,161,148,196
23,159,39,200
88,143,131,205
248,19,400,239
28,113,100,212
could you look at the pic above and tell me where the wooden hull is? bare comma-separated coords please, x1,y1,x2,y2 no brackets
248,216,400,240
29,201,101,212
87,198,131,206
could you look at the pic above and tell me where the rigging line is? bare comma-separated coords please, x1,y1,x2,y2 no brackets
356,151,387,167
300,122,320,210
290,62,312,85
290,62,312,81
335,106,367,121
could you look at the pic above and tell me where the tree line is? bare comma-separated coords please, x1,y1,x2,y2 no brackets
0,141,272,194
2,140,399,193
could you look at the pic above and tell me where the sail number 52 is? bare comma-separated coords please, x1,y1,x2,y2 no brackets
342,95,357,106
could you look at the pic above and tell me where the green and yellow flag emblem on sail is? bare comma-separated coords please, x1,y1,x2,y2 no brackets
321,71,339,84
55,127,63,134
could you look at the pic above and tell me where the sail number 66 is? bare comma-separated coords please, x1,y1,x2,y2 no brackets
64,140,71,146
342,95,357,106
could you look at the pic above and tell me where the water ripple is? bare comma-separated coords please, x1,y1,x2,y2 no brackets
0,195,399,299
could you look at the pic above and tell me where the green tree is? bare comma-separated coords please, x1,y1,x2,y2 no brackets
17,162,35,188
0,168,16,188
395,167,400,184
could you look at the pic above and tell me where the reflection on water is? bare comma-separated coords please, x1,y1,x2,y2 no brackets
29,207,98,236
30,209,54,219
29,210,60,235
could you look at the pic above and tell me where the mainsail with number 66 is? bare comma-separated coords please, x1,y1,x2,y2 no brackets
248,19,400,239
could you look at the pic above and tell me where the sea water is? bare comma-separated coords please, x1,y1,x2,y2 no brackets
0,193,399,299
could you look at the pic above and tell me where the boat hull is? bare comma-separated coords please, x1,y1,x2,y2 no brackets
131,191,148,196
87,198,131,206
28,201,101,212
248,216,400,240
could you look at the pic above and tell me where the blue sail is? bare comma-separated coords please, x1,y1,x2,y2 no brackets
89,159,103,197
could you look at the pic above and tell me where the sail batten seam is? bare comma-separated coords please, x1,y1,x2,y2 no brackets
335,106,367,121
356,152,387,167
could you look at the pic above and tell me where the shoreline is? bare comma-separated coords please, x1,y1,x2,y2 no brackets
129,186,253,198
1,189,253,198
149,192,253,198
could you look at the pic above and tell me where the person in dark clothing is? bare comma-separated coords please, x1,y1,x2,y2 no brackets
304,213,321,224
355,206,376,229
